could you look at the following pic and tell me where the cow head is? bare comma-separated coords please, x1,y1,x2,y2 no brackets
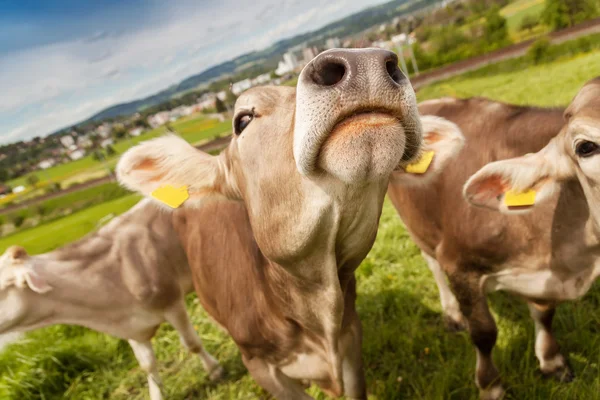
0,246,51,294
464,77,600,215
0,246,53,333
117,48,426,266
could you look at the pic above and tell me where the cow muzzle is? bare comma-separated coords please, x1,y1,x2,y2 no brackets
294,48,422,183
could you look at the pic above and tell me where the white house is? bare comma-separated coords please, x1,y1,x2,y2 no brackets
147,111,170,128
325,37,341,49
96,123,112,138
77,135,93,148
38,159,56,170
231,78,252,95
59,135,75,148
129,127,144,137
100,138,114,149
69,149,86,161
251,73,272,86
302,47,318,64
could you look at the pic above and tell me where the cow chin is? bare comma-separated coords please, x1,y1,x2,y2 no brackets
318,115,407,183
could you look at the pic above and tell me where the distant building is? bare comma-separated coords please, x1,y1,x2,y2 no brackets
251,73,272,86
147,111,170,128
59,135,75,148
69,149,86,161
129,127,144,137
372,40,392,50
391,33,409,45
13,186,25,193
302,47,319,64
197,94,217,110
96,123,112,138
325,37,342,49
100,138,114,149
38,159,56,170
231,78,252,95
77,135,93,148
276,51,299,76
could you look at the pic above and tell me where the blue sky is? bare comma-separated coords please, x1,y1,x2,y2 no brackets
0,0,388,144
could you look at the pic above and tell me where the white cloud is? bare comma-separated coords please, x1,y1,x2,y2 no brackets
0,0,387,143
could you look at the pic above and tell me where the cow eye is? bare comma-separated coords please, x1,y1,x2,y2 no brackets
234,112,253,135
575,141,599,158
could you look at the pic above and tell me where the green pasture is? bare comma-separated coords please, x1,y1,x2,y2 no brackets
0,195,140,255
500,0,548,40
4,114,232,199
417,50,600,106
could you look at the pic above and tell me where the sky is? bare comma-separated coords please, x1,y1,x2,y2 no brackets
0,0,389,145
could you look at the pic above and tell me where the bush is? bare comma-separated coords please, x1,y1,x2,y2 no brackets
519,15,539,32
12,214,26,228
37,205,49,218
527,37,552,64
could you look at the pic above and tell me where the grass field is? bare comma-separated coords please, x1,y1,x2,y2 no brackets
417,50,600,105
1,50,600,399
501,0,548,41
0,195,140,255
5,115,231,196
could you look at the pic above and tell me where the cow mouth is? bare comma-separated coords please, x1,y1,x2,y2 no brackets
315,106,419,183
329,108,403,137
322,107,421,171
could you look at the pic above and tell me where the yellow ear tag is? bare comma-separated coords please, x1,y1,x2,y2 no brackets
151,185,190,209
504,189,536,207
405,151,435,174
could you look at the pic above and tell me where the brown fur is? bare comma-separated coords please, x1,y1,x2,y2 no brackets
173,200,360,387
388,97,570,396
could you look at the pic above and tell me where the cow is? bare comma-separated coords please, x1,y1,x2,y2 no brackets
462,77,600,397
0,199,223,400
388,77,600,400
116,48,465,399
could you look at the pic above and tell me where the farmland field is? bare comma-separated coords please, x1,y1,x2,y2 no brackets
417,50,600,105
500,0,548,40
0,195,140,255
1,51,600,399
5,115,231,197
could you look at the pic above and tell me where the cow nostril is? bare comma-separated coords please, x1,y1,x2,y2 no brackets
386,60,404,85
311,61,346,87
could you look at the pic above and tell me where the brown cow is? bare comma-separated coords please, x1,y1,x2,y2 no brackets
117,48,464,399
388,94,576,399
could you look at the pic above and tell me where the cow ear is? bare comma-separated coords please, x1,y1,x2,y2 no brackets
21,269,53,294
391,116,465,185
117,135,238,210
463,152,563,214
0,246,52,294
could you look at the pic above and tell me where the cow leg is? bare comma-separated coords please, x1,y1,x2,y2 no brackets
340,316,367,400
165,302,224,381
422,251,466,331
128,340,163,400
449,272,504,400
242,356,314,400
527,301,573,382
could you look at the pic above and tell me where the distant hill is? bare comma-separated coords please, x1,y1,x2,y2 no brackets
81,0,437,124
